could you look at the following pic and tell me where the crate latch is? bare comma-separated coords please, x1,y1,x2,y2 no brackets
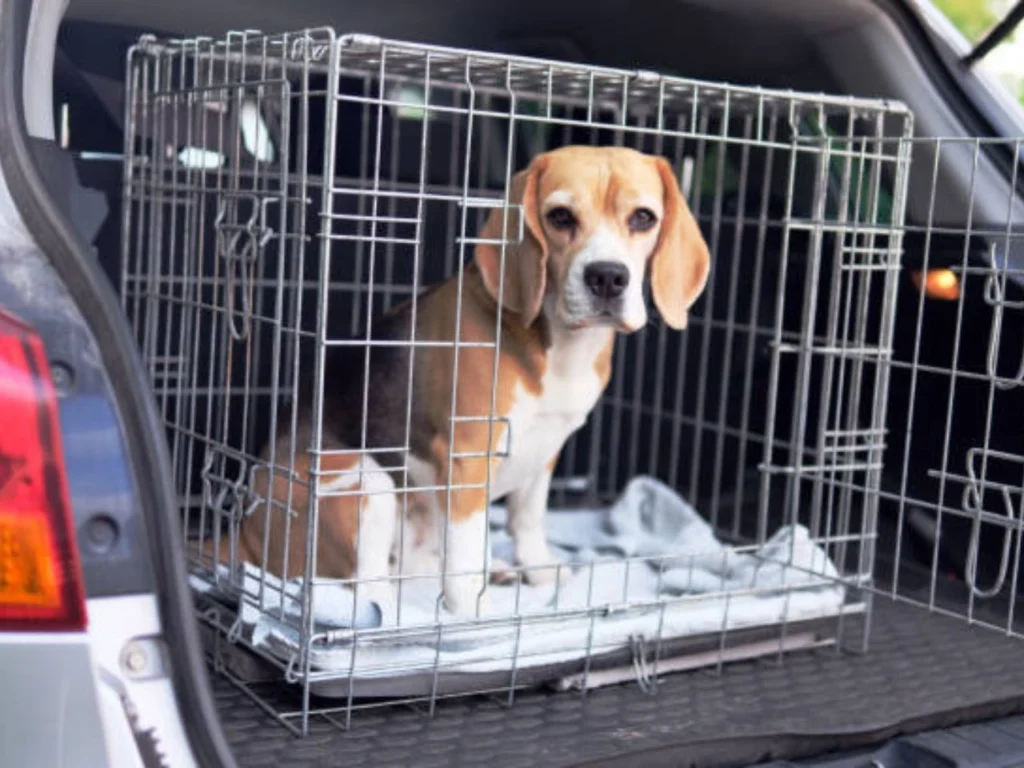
215,193,277,341
630,634,656,694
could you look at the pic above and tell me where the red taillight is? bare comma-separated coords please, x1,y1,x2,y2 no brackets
0,310,85,631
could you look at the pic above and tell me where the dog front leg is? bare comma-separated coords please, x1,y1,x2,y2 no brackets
507,459,566,586
437,457,492,617
443,508,490,616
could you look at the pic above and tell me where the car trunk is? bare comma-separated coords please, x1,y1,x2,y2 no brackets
16,0,1024,764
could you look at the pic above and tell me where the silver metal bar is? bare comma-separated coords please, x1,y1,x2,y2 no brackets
708,114,753,529
299,30,341,734
730,105,778,540
688,106,728,519
756,101,801,546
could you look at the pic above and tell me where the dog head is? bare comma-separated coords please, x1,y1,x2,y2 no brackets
475,145,710,332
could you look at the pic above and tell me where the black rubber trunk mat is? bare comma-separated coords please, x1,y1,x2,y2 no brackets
762,713,1024,766
214,598,1024,767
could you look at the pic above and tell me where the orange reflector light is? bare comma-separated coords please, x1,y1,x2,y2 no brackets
911,268,961,301
0,309,85,631
0,514,62,609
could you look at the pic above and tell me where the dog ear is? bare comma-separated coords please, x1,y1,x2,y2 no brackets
474,158,548,327
649,156,711,330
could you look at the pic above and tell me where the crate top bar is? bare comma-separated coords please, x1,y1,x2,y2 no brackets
133,28,914,126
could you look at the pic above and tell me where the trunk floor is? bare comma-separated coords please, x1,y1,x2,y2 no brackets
212,597,1024,767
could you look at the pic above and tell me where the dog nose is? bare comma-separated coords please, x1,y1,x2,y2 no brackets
583,262,630,300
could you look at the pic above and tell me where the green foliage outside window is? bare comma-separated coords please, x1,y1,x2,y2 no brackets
931,0,1024,107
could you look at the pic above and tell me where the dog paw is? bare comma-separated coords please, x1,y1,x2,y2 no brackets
443,576,491,617
516,542,573,587
356,581,397,622
489,556,519,585
521,559,572,587
397,548,443,578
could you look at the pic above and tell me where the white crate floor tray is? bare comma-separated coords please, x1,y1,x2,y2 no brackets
192,477,850,683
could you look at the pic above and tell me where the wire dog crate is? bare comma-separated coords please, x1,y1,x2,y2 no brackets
121,29,914,733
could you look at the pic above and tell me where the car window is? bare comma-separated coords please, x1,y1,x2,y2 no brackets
932,0,1024,110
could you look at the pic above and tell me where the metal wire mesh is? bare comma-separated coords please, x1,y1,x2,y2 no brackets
120,29,914,733
880,137,1024,634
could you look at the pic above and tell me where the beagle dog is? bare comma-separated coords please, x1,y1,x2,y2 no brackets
225,145,710,617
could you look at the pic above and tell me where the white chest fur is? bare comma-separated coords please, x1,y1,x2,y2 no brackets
395,322,614,603
490,325,612,500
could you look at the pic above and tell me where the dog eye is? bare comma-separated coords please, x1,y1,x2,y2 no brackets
629,208,657,232
545,207,577,232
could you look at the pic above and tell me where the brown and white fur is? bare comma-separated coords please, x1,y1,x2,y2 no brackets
221,145,711,617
